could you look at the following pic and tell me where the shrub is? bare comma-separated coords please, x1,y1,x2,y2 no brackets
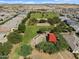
0,42,12,56
22,17,28,24
18,23,26,33
28,18,38,25
39,20,47,23
2,42,12,55
7,32,22,44
35,42,59,54
76,32,79,37
56,33,69,50
19,44,32,59
47,17,60,25
37,27,51,33
35,33,69,54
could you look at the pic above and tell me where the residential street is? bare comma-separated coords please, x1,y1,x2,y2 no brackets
30,33,46,47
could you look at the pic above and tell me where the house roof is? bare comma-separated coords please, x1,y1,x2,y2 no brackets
62,34,79,53
48,33,57,43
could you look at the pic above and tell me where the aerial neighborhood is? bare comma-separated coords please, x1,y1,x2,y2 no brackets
0,4,79,59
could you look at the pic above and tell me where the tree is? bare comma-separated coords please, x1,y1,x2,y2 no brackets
7,32,22,44
0,43,3,55
19,45,32,59
18,23,26,33
0,19,3,21
2,42,12,55
47,18,54,25
47,17,60,25
22,17,28,24
28,18,38,25
38,27,51,33
76,32,79,37
35,41,59,54
35,34,69,54
0,42,12,59
56,33,69,50
39,19,47,23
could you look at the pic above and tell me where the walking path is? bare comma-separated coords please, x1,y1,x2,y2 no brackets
8,43,20,59
30,33,46,47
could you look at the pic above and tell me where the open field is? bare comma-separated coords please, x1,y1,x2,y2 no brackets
23,25,52,43
30,49,75,59
23,26,38,43
9,43,75,59
30,12,58,19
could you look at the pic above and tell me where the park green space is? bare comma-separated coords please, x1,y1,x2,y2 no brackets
10,11,71,59
23,25,52,43
22,11,72,44
30,12,58,19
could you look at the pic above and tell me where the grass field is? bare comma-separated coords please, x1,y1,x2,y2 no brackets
45,12,57,18
30,13,42,19
22,12,58,43
22,26,39,43
22,25,53,43
30,12,58,19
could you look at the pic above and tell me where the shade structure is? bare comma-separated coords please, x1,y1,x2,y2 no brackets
48,33,57,43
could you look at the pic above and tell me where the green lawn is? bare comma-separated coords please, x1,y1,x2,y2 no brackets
30,13,42,19
22,25,53,43
44,12,58,18
12,26,39,59
30,12,58,19
22,26,39,43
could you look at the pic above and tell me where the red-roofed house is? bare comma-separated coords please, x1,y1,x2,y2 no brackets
48,33,57,43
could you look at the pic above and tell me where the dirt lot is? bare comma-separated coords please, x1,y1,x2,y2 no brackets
30,49,75,59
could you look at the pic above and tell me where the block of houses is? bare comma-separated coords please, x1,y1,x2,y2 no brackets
59,16,79,32
62,33,79,53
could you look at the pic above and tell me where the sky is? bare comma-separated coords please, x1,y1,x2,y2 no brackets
0,0,79,4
